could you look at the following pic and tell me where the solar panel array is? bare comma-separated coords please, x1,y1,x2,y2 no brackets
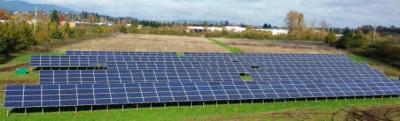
4,50,400,109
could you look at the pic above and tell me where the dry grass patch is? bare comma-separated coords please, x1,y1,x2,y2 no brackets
216,38,344,54
55,34,227,52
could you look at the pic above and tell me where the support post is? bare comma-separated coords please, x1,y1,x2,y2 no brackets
227,100,230,105
315,98,317,102
294,99,297,103
262,99,264,104
325,97,328,102
58,107,61,115
202,102,205,108
136,104,138,110
306,98,308,102
24,108,27,115
190,102,193,108
239,100,242,105
6,110,9,117
91,106,93,112
122,105,124,111
177,102,180,108
106,105,109,112
215,101,218,107
251,99,253,104
150,103,152,110
164,103,166,109
42,108,44,116
273,99,275,103
75,107,77,113
345,97,347,101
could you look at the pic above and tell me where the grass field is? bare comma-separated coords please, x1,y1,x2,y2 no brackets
0,34,399,121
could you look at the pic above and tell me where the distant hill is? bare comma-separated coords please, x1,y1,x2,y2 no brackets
0,0,76,12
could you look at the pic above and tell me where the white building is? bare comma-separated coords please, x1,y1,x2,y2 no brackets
186,26,247,33
254,29,289,35
224,26,247,32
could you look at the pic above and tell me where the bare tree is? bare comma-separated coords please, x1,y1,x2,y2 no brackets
320,19,329,31
285,11,306,33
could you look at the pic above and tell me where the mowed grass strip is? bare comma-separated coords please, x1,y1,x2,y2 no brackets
208,38,242,53
0,98,399,121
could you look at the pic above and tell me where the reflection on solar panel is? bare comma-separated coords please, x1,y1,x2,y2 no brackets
4,50,400,110
5,80,400,108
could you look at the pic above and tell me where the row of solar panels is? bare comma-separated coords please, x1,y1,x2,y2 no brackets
5,80,400,108
39,68,387,84
30,55,353,67
65,51,349,58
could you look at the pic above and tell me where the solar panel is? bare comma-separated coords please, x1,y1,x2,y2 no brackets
5,79,400,108
66,51,350,59
105,61,370,70
31,55,354,67
39,68,387,84
4,51,399,110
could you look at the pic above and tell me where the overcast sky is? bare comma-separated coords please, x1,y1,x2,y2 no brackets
16,0,400,27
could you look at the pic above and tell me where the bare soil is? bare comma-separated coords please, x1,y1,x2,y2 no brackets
55,34,227,52
216,38,345,54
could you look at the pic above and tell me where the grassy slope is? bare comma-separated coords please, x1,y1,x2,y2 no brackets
0,98,399,121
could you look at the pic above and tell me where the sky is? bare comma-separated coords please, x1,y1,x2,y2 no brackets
15,0,400,27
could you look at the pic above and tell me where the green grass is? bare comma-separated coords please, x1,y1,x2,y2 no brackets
176,52,185,57
0,98,399,121
348,53,400,78
0,71,39,82
207,38,242,53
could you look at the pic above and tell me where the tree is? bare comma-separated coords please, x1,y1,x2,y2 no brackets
0,9,9,20
286,11,306,33
320,20,329,31
325,31,337,45
50,10,60,24
263,23,272,29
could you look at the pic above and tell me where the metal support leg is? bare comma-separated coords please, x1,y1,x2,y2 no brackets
164,103,166,109
58,107,61,115
227,100,230,105
136,104,138,110
75,107,77,113
91,106,93,112
6,110,9,117
190,102,193,108
106,105,109,112
294,99,296,103
239,100,242,105
177,102,180,108
150,103,152,110
122,105,124,111
42,108,44,116
262,99,265,104
202,102,205,108
306,98,308,102
215,101,218,107
24,108,27,115
251,99,253,104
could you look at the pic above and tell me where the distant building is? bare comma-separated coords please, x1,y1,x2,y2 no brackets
254,29,289,35
224,26,246,32
186,26,246,33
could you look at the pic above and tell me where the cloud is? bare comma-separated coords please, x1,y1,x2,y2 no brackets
15,0,400,27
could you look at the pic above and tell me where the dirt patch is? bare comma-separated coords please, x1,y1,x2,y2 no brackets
0,63,29,72
55,34,227,52
216,38,344,54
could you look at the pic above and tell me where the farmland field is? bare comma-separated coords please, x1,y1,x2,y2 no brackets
0,34,399,121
